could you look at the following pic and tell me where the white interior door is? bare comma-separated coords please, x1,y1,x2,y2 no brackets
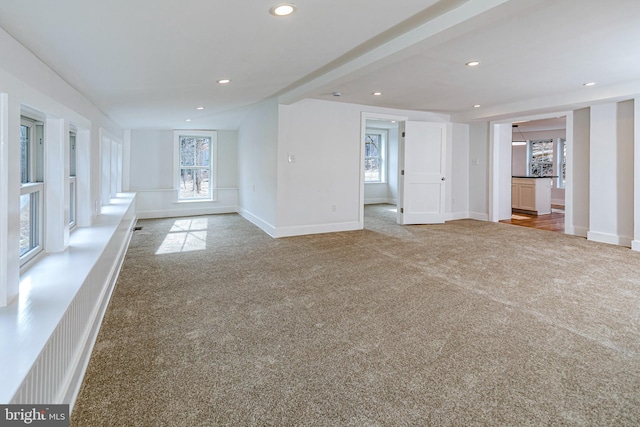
398,121,446,225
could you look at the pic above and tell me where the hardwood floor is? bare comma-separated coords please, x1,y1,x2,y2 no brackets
499,209,565,233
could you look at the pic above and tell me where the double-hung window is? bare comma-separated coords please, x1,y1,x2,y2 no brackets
364,130,386,183
528,139,554,177
174,130,217,201
20,117,45,265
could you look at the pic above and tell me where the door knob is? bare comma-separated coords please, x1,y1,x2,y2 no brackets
441,177,446,181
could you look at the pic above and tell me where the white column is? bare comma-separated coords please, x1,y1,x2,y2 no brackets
633,98,640,251
0,94,20,306
44,118,68,253
588,101,634,246
566,108,590,237
489,122,512,222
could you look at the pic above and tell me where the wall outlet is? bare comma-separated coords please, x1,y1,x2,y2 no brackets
288,154,296,163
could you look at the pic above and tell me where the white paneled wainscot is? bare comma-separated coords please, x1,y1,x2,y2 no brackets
0,194,136,407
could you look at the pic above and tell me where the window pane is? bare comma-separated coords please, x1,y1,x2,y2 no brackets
20,125,29,184
180,136,196,166
70,180,76,225
365,158,381,182
530,139,554,176
194,137,210,167
70,134,77,177
20,192,39,257
180,168,209,199
20,193,31,256
365,134,380,157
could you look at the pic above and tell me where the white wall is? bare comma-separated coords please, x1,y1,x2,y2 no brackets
129,129,238,218
568,108,590,237
0,26,136,408
511,144,527,176
494,123,513,221
451,123,470,219
616,100,634,244
588,101,634,246
468,122,490,220
0,26,123,305
238,98,279,234
275,98,453,236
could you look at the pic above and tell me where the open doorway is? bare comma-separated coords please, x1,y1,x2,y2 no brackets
360,113,406,227
499,116,567,233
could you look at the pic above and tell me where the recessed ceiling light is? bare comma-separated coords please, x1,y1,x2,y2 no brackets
270,3,297,16
372,92,382,96
185,119,192,122
466,61,480,67
196,106,205,110
473,104,481,108
583,82,596,86
217,79,231,84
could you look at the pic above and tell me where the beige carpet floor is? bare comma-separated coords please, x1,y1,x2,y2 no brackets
71,205,640,426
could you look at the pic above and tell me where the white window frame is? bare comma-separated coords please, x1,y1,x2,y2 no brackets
364,129,387,183
557,137,566,189
69,131,77,229
19,117,45,267
173,130,217,202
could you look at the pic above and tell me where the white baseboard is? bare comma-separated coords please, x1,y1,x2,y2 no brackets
445,211,469,221
137,205,238,219
238,208,277,238
273,221,362,238
566,225,588,238
632,240,640,252
364,198,389,205
587,231,632,247
364,198,397,205
469,211,489,221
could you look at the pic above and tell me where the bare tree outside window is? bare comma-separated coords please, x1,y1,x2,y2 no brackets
529,139,554,177
365,133,383,182
179,135,211,199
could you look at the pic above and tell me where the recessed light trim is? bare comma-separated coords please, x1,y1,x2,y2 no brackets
217,79,231,84
372,92,382,96
473,104,481,108
583,82,596,86
270,3,297,16
185,119,192,122
196,106,205,110
466,60,480,67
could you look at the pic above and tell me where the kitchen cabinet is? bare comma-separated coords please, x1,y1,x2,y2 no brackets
512,177,552,215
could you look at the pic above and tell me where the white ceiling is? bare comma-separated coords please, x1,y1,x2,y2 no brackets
0,0,639,130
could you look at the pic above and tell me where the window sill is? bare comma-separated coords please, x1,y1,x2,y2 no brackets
174,198,218,204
